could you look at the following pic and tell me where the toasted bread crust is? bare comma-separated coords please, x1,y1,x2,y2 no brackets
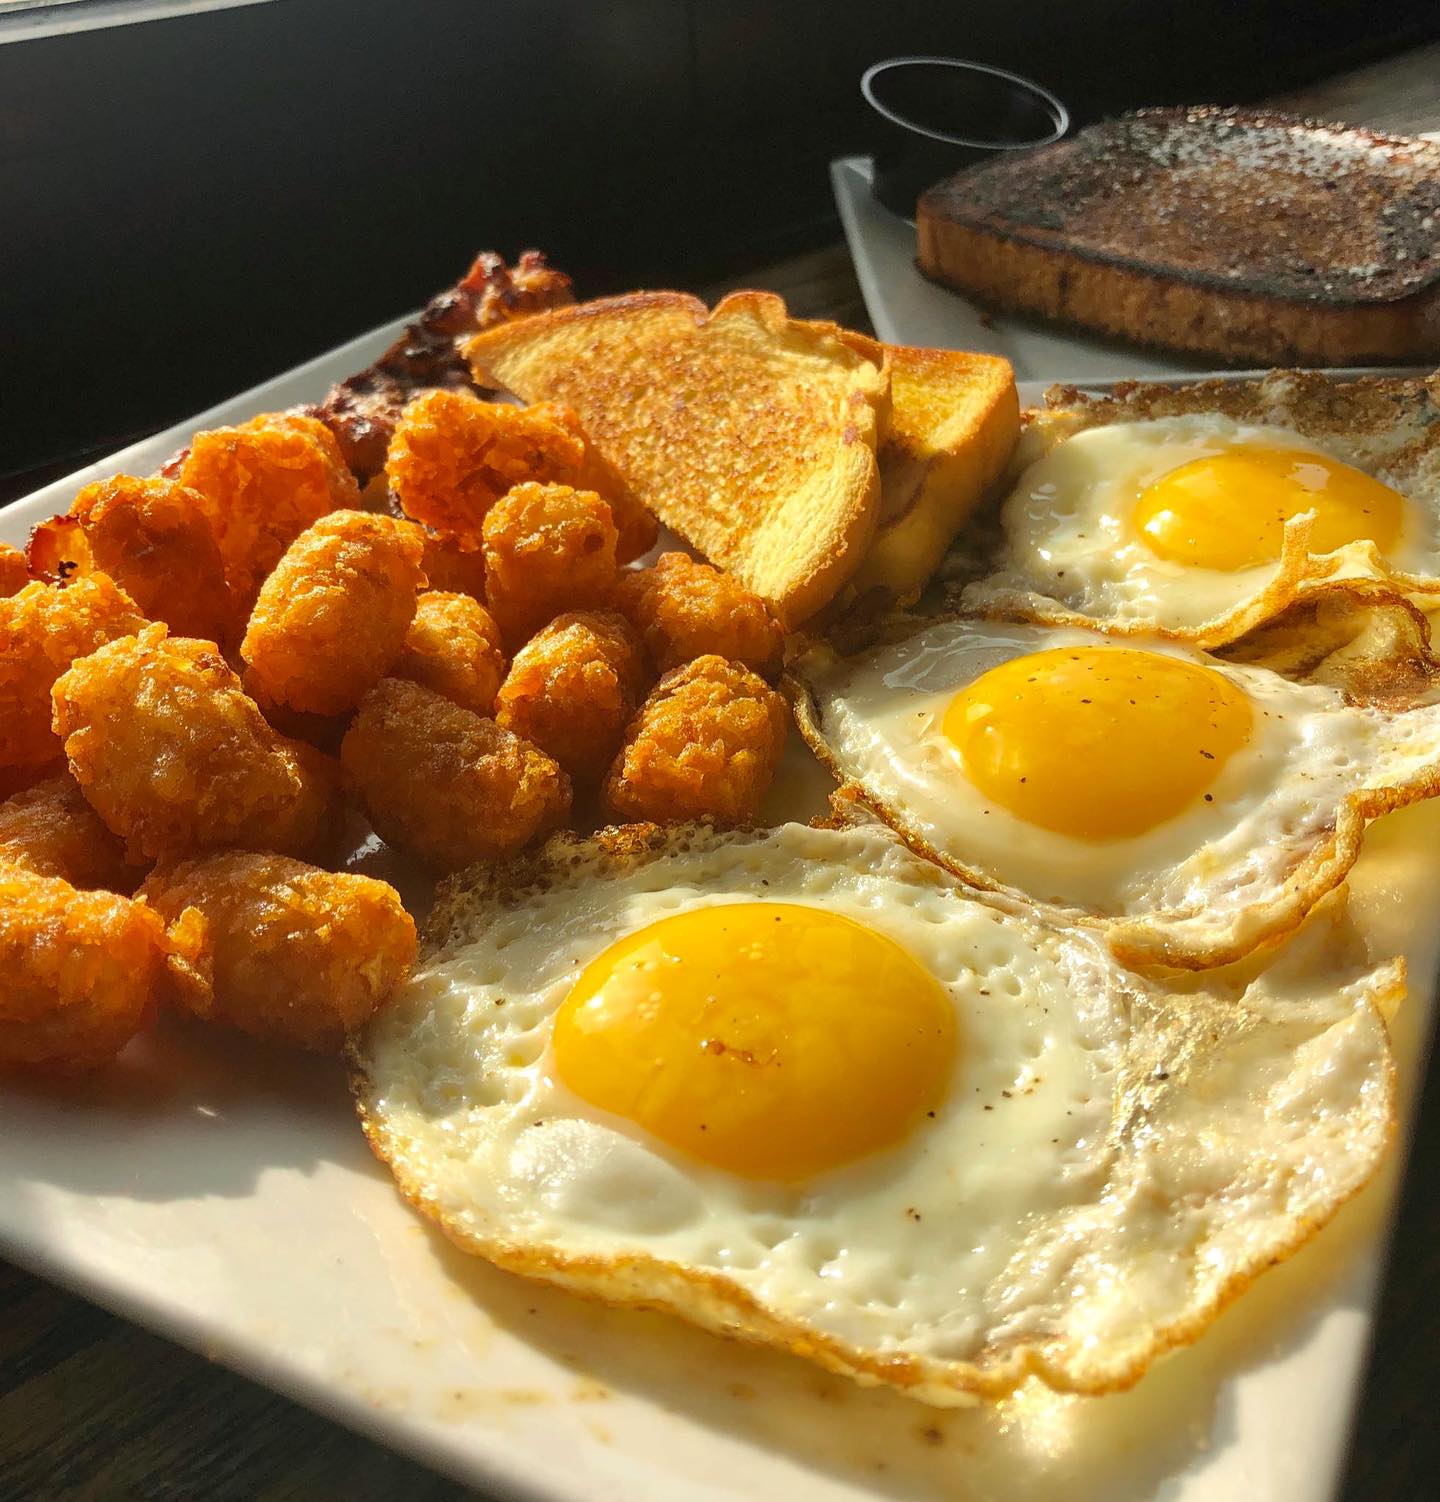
918,107,1440,365
917,222,1440,365
464,291,890,626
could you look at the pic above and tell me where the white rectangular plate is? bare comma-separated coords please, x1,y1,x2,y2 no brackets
1,317,1436,1502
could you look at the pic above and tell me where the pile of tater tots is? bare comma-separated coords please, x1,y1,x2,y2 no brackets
1,394,788,1071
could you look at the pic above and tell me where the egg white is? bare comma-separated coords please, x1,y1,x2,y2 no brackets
964,411,1440,645
789,617,1440,969
355,821,1398,1405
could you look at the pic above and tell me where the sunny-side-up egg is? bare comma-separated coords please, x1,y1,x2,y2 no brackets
788,615,1440,970
963,410,1440,646
354,821,1399,1405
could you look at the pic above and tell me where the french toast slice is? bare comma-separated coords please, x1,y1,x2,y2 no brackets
917,107,1440,366
464,291,891,624
843,346,1018,607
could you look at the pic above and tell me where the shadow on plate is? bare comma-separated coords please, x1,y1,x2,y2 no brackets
0,1012,373,1202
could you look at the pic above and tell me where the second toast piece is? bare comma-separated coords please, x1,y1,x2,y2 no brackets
844,346,1018,607
918,107,1440,366
464,291,890,625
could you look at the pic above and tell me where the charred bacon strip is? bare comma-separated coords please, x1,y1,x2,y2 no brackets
313,251,575,481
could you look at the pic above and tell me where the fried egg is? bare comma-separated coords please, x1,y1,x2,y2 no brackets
354,821,1398,1404
788,616,1440,969
964,405,1440,646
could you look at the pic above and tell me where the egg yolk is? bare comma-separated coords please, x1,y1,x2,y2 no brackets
1132,446,1404,571
552,903,957,1182
944,646,1252,841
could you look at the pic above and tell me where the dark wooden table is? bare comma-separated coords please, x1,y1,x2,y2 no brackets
4,45,1440,1502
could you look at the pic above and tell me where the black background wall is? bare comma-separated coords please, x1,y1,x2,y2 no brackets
3,0,1436,477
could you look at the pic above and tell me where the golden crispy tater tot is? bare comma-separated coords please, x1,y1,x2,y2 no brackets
481,482,619,646
179,411,360,607
496,610,650,785
28,476,238,645
603,655,788,826
0,773,138,890
0,574,146,779
0,543,27,596
141,852,416,1052
393,591,506,715
0,867,169,1071
52,623,336,863
240,510,424,716
341,678,570,871
614,551,783,677
386,390,585,545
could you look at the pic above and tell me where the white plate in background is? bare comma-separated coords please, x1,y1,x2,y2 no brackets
1,331,1436,1502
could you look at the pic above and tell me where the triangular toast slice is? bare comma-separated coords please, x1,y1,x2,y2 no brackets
464,290,890,625
844,346,1018,606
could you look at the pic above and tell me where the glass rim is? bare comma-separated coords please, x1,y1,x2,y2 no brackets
861,56,1070,151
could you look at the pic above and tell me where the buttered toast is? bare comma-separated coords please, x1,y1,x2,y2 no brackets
464,290,890,625
918,107,1440,366
845,346,1018,606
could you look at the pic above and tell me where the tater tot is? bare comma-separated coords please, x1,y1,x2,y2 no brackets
240,510,425,716
179,411,360,607
28,476,238,645
0,867,169,1071
52,623,336,862
0,773,138,890
0,543,27,596
394,591,506,714
602,655,789,826
385,390,585,545
481,482,619,646
614,552,784,677
341,677,571,871
0,574,146,779
140,852,416,1052
496,610,650,784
